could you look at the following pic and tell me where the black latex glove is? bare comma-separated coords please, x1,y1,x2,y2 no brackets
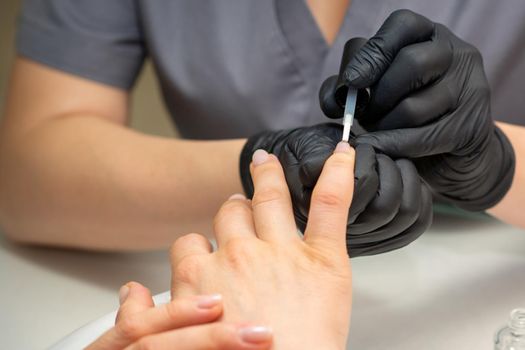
319,10,515,212
240,123,432,257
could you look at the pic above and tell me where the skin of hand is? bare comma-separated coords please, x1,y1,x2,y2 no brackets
0,58,245,250
171,144,355,350
488,122,525,228
87,281,272,350
240,123,432,257
319,9,515,213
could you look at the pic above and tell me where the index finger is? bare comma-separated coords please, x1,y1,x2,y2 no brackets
304,142,355,254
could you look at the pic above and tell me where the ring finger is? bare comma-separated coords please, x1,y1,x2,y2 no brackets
214,194,256,247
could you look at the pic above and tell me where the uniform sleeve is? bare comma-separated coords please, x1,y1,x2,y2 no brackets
16,0,146,90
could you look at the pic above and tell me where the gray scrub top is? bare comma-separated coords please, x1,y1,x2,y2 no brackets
16,0,525,139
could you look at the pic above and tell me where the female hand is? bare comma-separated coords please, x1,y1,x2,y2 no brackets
87,281,272,350
171,143,356,350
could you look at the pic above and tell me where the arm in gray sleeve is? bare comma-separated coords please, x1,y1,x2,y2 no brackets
16,0,145,90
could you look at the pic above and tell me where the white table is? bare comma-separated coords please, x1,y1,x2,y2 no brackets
2,209,525,349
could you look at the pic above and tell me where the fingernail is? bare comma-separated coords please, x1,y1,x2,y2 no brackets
238,326,273,344
197,294,222,309
334,142,351,153
228,193,246,200
252,149,269,166
119,285,130,305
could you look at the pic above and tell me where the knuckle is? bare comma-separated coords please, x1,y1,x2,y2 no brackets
163,300,183,321
116,316,142,341
368,198,388,216
251,187,285,208
207,324,235,347
222,238,257,269
171,233,206,257
397,98,420,122
257,161,281,176
326,153,353,169
404,202,420,219
398,198,420,219
303,246,336,267
398,47,425,70
174,255,202,285
395,159,418,178
369,192,399,219
214,201,250,227
313,191,345,209
390,9,418,26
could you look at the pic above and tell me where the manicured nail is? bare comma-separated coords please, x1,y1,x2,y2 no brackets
334,142,351,153
238,326,273,344
119,285,130,305
252,149,269,166
197,294,222,309
228,193,246,200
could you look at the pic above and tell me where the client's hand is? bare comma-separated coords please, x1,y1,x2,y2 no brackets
171,144,355,350
88,281,272,350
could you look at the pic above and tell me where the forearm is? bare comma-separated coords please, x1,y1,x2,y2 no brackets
487,122,525,228
0,115,244,250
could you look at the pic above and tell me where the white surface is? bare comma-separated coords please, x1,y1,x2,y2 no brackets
1,212,525,349
49,291,172,350
0,239,172,350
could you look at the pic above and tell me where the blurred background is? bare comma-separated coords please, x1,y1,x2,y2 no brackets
0,0,177,138
1,5,177,348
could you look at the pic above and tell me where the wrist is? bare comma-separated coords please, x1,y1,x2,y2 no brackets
433,126,515,212
458,127,515,211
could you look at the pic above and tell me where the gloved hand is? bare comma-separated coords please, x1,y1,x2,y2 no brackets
319,9,515,211
240,123,432,257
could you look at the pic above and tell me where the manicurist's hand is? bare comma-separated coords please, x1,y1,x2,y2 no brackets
241,124,432,256
320,9,515,212
172,143,356,350
87,282,270,350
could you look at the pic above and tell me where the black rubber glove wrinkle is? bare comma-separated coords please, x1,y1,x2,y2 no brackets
348,159,423,245
349,184,433,257
319,9,515,211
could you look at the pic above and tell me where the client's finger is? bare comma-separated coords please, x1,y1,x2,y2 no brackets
115,282,154,323
125,323,272,350
170,233,213,269
89,294,224,350
249,150,298,242
214,193,256,247
305,142,355,254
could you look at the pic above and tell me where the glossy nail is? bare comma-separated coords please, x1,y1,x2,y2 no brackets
196,294,222,309
252,149,269,166
334,141,352,153
118,285,130,305
228,193,247,200
238,326,273,343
